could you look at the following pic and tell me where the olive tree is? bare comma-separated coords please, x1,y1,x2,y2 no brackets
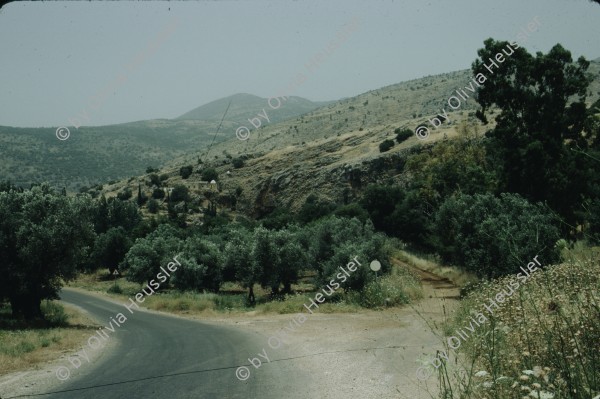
0,185,94,319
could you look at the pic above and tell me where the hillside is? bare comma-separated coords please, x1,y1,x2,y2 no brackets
2,59,598,196
176,92,332,123
0,93,330,192
100,59,600,219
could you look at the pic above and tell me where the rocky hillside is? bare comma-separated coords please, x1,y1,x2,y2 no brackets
93,59,600,219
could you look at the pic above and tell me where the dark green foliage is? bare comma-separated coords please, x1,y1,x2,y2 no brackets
359,184,404,234
298,194,337,225
152,187,165,199
232,158,245,168
0,185,95,319
117,188,132,201
148,174,161,187
394,128,413,143
473,40,597,231
107,284,123,294
159,174,169,181
432,193,560,278
271,228,306,294
224,229,256,304
137,184,147,206
146,167,158,174
179,165,193,179
121,224,183,284
170,185,189,203
306,217,391,291
259,207,295,230
147,198,159,214
379,139,395,152
92,195,142,234
0,180,22,193
252,227,280,295
333,203,369,224
90,227,132,274
201,168,218,182
171,238,223,292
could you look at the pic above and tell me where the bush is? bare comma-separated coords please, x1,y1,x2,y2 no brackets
148,174,161,187
201,168,218,182
117,188,132,201
232,158,245,168
152,187,165,199
41,301,69,326
379,139,395,152
170,185,189,203
352,270,421,308
433,192,561,278
159,174,169,181
394,128,412,143
147,198,159,213
298,194,337,225
333,203,369,224
179,165,193,179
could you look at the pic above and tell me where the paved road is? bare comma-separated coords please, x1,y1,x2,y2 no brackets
37,289,311,399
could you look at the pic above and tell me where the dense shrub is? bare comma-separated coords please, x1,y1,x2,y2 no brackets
179,165,193,179
201,168,218,182
117,188,132,201
394,128,413,143
232,158,245,168
298,194,337,225
148,174,161,187
152,187,165,199
147,198,159,214
433,192,561,278
379,139,395,152
170,185,189,203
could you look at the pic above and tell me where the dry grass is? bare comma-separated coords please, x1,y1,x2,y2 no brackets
394,248,479,288
434,245,600,399
0,301,99,375
66,259,422,317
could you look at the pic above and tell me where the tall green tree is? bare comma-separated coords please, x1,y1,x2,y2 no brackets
0,185,95,319
252,227,279,296
90,226,132,274
473,40,595,230
224,229,257,304
121,224,183,284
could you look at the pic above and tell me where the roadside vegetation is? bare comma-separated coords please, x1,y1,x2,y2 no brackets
0,39,599,394
0,301,99,375
419,41,600,399
433,244,600,399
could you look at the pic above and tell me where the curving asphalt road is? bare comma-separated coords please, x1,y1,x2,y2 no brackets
35,289,312,399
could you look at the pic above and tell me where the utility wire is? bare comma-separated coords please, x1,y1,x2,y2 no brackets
202,100,232,164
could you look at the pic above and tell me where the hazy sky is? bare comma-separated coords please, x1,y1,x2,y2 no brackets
0,0,599,128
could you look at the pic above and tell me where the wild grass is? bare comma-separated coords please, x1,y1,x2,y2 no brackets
433,245,600,399
394,248,479,288
68,259,423,316
0,301,98,375
348,263,423,308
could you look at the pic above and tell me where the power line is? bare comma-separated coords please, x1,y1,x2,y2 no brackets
201,100,232,164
